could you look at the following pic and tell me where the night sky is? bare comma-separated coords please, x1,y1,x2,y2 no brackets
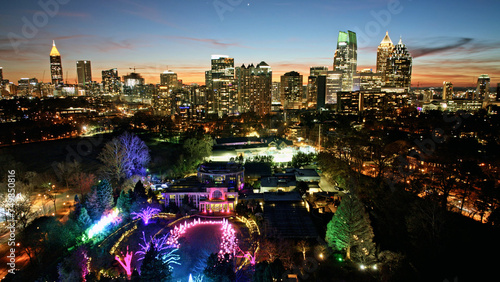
1,0,500,87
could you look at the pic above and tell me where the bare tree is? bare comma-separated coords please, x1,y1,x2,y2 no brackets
98,132,150,186
70,172,97,199
297,240,309,261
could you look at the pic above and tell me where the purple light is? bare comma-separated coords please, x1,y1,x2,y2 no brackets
136,231,174,261
131,207,160,225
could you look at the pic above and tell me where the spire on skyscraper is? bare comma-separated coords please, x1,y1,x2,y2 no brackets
381,31,393,45
50,40,60,56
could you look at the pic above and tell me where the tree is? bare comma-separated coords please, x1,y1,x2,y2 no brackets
326,194,376,263
140,242,172,282
98,132,150,187
134,180,147,199
291,151,315,168
70,172,97,199
119,132,151,176
297,240,309,261
116,189,135,218
85,179,114,220
77,207,92,229
1,182,36,230
203,253,235,282
58,246,90,282
183,136,213,171
20,216,68,267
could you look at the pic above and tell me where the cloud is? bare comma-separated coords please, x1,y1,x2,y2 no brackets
410,37,473,58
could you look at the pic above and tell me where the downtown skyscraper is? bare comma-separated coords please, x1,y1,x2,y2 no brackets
235,61,272,115
50,40,63,87
76,60,92,86
376,31,394,79
386,37,413,93
280,71,303,110
333,30,357,92
205,55,236,117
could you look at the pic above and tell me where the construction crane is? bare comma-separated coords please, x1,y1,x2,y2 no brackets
129,67,145,73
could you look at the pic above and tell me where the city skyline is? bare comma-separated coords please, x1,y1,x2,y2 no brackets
1,0,500,87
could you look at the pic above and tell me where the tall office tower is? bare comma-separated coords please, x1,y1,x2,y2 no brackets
160,70,178,89
307,66,328,109
271,82,281,102
326,70,343,104
102,68,120,94
442,81,453,100
50,40,63,86
235,61,272,115
376,31,394,78
76,60,92,86
280,71,303,110
333,30,357,91
207,55,236,117
386,37,413,92
476,74,490,100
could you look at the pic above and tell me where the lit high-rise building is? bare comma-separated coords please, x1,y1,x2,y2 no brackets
307,66,328,109
333,30,357,92
76,60,92,86
102,68,120,94
442,81,453,100
50,40,63,87
280,71,303,110
326,70,343,104
235,61,272,115
206,55,236,117
376,31,394,78
386,37,412,92
476,74,490,100
160,70,178,89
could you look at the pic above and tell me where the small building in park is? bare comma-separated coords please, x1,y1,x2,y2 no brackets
162,162,242,214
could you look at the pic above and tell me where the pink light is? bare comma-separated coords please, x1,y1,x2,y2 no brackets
115,247,134,278
167,218,238,258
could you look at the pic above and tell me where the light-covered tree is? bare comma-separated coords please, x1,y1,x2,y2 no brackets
85,179,114,220
326,194,376,263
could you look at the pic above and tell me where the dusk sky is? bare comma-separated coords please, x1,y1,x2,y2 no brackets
1,0,500,87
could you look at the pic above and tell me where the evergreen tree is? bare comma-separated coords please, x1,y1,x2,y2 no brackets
77,207,92,229
85,179,114,220
203,253,235,282
326,194,376,263
117,189,134,217
134,180,147,199
140,242,172,282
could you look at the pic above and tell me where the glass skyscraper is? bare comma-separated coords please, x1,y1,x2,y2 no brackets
333,30,357,92
76,60,92,86
386,37,413,92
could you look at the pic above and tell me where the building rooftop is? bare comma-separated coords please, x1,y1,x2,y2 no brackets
198,162,244,174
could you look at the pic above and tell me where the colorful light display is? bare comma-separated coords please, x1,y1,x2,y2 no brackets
167,218,238,259
136,231,174,261
131,206,160,225
86,208,120,239
115,247,134,278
